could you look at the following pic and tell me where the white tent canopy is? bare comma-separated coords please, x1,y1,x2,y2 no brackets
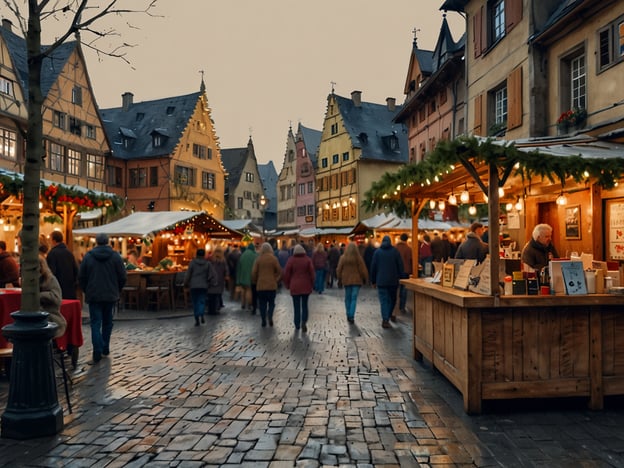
73,211,241,238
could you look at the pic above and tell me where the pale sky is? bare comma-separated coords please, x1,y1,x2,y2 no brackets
40,0,465,168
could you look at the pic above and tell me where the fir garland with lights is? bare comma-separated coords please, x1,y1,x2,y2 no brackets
0,170,124,215
363,135,624,218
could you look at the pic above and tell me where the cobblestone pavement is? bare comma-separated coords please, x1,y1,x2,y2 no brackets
0,286,624,467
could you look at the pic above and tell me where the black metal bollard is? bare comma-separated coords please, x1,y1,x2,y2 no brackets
1,311,63,439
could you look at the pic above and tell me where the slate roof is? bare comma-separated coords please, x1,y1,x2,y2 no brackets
530,0,587,43
431,17,464,71
333,94,408,163
440,0,467,13
258,160,278,213
298,124,321,167
220,141,251,189
395,17,465,123
100,92,202,160
0,26,77,101
414,48,434,76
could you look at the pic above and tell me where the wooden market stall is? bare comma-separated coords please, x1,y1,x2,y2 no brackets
73,211,242,267
365,135,624,413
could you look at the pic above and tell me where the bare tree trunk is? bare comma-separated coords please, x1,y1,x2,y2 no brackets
21,0,44,312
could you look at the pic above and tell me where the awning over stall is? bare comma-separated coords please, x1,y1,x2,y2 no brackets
73,211,242,238
299,227,353,238
219,219,262,234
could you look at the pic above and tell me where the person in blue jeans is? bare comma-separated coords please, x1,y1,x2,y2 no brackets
336,242,369,323
184,249,216,326
283,244,315,332
78,233,127,363
311,242,328,294
370,235,404,329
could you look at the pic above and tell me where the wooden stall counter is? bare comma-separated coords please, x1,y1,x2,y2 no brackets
402,278,624,414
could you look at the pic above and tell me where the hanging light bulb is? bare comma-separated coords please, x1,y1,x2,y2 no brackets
460,184,470,204
468,204,477,215
429,200,436,210
448,192,457,206
498,186,505,197
515,197,523,211
505,202,513,212
556,192,567,205
438,200,445,211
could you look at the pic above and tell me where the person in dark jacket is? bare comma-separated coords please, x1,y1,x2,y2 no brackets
521,223,559,271
184,249,216,325
0,240,19,288
326,243,341,288
455,222,488,264
78,233,127,363
225,244,241,300
207,246,227,315
370,235,404,328
363,242,376,285
46,231,78,299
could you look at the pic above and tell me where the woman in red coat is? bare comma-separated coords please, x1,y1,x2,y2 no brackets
282,244,315,332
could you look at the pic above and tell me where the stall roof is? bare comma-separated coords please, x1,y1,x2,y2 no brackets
299,227,353,238
351,213,455,235
219,219,262,234
73,211,242,238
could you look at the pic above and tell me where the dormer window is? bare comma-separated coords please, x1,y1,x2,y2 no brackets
382,133,399,151
358,132,368,144
119,127,137,149
135,112,145,121
166,106,175,115
151,128,169,148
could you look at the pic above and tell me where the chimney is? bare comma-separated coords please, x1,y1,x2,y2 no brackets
2,19,13,33
351,90,362,107
386,97,396,111
122,92,134,112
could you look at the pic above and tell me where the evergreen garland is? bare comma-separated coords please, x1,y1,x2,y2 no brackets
363,135,624,218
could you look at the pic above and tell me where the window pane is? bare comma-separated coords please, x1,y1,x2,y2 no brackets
571,54,586,109
0,128,17,159
495,86,508,124
67,149,81,176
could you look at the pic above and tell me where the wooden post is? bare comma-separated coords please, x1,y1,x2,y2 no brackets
61,205,77,253
488,164,501,296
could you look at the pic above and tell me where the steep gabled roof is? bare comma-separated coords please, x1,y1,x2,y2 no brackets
431,17,463,71
258,160,278,212
100,92,202,160
395,17,465,124
298,123,322,167
334,94,408,163
0,26,77,101
220,140,252,188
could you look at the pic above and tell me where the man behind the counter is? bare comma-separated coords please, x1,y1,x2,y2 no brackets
521,223,559,271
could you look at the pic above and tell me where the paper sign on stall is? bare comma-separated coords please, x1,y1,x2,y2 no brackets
453,259,476,290
561,261,587,295
468,257,491,295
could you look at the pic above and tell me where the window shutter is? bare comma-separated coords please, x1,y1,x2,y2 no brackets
507,67,523,130
505,0,523,33
474,93,484,135
473,7,483,58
